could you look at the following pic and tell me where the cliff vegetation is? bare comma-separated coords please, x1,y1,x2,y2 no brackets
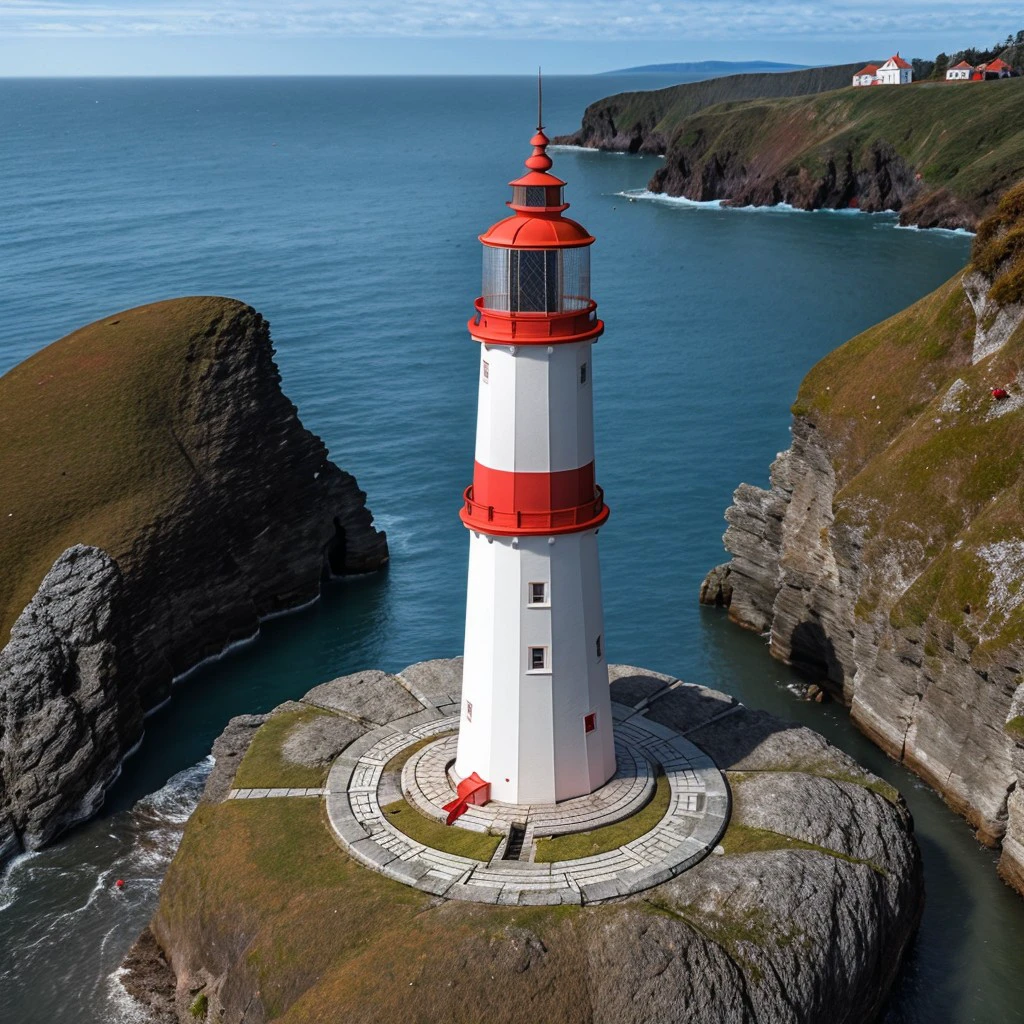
704,182,1024,891
0,298,388,864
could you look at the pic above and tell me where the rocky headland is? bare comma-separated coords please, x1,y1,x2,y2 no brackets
701,182,1024,892
122,659,922,1024
0,298,388,867
557,74,1024,230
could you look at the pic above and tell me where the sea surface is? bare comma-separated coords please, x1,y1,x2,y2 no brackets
0,76,1018,1023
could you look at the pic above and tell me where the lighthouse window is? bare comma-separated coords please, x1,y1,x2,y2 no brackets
482,360,489,382
510,249,560,313
580,362,588,386
596,635,603,659
528,582,547,606
465,701,473,722
584,713,597,734
529,646,547,671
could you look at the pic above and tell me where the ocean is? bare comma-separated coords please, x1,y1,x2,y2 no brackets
0,75,1019,1023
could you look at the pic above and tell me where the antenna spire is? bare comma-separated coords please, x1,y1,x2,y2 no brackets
537,66,543,131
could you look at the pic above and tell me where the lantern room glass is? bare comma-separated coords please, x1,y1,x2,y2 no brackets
481,246,591,313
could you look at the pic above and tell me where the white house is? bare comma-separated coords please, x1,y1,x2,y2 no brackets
852,63,879,87
852,53,913,87
875,53,914,85
946,60,975,80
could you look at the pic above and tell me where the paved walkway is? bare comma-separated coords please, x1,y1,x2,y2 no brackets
324,696,729,905
228,787,324,799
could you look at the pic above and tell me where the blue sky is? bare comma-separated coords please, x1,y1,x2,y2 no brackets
0,1,1020,74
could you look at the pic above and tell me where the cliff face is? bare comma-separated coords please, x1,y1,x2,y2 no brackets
561,75,1024,231
703,183,1024,889
554,63,862,155
0,298,388,864
124,660,922,1024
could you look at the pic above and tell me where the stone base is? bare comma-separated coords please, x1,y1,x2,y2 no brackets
324,668,730,906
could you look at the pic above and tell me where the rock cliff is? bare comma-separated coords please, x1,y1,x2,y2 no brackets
122,660,922,1024
0,298,388,865
559,76,1024,231
701,183,1024,891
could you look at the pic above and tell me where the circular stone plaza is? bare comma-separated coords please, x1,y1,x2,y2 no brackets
312,660,730,906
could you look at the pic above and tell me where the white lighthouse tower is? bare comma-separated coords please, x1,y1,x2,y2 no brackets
453,112,617,807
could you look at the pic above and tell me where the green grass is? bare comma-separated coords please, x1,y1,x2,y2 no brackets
0,296,256,643
729,766,901,804
719,823,887,875
156,798,597,1023
1006,716,1024,742
233,706,336,790
189,993,208,1019
650,77,1024,214
380,797,501,861
534,769,671,863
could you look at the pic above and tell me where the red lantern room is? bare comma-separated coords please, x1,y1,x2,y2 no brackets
469,128,604,346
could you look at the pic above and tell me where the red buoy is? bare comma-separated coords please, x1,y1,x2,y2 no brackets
992,388,1010,400
115,879,125,889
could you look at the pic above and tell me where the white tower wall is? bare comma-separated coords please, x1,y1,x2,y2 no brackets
457,529,615,804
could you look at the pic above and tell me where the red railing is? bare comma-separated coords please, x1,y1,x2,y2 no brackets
468,297,603,346
460,485,609,536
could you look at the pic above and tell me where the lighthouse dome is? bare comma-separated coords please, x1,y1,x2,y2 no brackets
479,213,594,250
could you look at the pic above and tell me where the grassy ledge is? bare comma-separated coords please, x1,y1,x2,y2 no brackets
720,823,887,875
380,798,501,861
233,706,336,790
534,769,671,863
1006,716,1024,742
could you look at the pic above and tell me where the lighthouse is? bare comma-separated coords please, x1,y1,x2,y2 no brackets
453,109,617,807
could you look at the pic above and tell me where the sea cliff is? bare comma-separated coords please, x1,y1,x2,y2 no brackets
123,660,922,1024
701,183,1024,890
558,76,1024,230
0,298,388,866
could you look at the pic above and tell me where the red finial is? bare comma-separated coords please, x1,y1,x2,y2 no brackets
525,67,552,172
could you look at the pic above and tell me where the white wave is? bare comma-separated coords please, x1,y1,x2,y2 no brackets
614,189,723,208
107,966,156,1024
893,222,976,237
547,144,601,152
0,849,40,912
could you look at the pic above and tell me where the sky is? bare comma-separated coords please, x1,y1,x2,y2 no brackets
0,1,1020,75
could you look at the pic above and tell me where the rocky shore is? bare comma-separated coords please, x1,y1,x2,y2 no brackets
122,659,922,1024
701,183,1024,892
0,298,388,867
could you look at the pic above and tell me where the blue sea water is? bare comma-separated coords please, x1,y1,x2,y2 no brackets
0,76,1019,1023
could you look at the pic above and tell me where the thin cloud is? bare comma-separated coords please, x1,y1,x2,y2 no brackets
0,0,1018,39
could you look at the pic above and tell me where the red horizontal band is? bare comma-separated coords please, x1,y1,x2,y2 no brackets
460,462,609,536
472,462,595,511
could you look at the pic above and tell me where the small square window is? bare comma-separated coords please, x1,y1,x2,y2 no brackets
596,635,603,659
482,360,489,382
579,362,588,385
584,712,597,734
529,582,547,605
529,646,546,671
465,701,473,722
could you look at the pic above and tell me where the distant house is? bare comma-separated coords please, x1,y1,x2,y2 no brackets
852,53,913,87
974,58,1013,80
875,53,914,85
946,60,975,80
852,63,880,87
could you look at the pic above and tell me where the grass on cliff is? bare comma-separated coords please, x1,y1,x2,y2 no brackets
0,296,253,643
1007,716,1024,742
380,797,502,861
233,706,336,790
659,76,1024,212
786,182,1024,651
157,799,596,1024
534,768,671,863
719,822,887,875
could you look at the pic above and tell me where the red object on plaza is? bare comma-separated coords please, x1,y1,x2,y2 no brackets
442,773,491,825
992,388,1010,400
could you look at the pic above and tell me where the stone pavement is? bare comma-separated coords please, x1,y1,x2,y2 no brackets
228,787,324,799
322,662,730,906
